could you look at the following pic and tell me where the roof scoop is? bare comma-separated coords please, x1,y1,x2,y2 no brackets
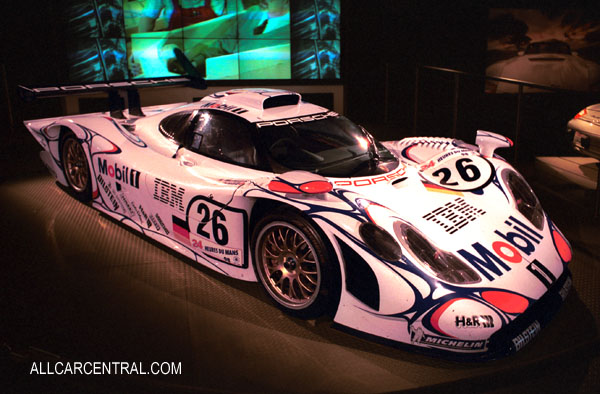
475,130,513,157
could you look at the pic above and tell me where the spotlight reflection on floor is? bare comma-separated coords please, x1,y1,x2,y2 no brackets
1,174,599,393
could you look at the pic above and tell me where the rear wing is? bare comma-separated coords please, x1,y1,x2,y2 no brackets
18,75,207,119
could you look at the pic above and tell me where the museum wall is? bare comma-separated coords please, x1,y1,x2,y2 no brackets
1,0,598,153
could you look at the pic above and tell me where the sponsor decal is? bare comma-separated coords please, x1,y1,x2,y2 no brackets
198,101,248,114
256,111,339,128
96,175,120,211
455,315,494,328
559,276,572,301
457,215,545,281
118,192,136,218
153,179,185,212
526,259,556,289
410,327,487,352
138,205,152,229
97,158,141,189
423,197,486,234
512,320,541,352
154,213,170,235
420,160,435,171
193,240,242,266
149,215,160,232
333,166,407,187
131,202,142,223
435,149,465,163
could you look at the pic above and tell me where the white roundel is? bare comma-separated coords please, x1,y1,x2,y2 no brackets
420,150,495,191
432,298,501,341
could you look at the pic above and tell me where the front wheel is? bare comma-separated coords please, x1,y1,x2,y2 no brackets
252,211,339,318
61,134,92,201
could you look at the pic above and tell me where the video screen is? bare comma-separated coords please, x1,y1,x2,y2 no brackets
65,0,341,82
486,8,600,93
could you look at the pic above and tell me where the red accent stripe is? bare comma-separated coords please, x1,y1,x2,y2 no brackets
430,298,468,338
299,181,332,194
268,180,301,194
481,291,528,314
552,230,572,263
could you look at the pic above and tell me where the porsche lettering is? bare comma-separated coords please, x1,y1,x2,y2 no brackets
255,112,339,128
333,166,407,187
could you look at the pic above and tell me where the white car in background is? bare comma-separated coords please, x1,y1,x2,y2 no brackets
487,40,600,93
568,103,600,159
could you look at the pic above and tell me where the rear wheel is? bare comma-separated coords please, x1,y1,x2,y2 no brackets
252,210,339,317
61,134,92,201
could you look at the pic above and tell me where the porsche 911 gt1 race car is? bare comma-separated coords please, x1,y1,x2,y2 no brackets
22,86,572,359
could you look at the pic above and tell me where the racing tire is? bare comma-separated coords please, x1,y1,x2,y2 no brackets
60,133,92,202
252,210,340,318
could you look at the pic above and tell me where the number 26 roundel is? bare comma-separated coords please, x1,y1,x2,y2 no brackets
420,151,495,192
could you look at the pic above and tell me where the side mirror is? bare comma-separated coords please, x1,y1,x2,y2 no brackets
475,130,513,157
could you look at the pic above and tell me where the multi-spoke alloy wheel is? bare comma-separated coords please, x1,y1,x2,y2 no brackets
256,221,321,309
61,134,92,201
253,211,338,317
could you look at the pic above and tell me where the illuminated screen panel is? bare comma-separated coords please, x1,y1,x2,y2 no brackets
66,0,341,82
486,8,600,93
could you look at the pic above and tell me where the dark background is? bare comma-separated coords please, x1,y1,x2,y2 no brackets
2,1,599,149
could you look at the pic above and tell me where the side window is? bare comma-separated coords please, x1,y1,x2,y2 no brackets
159,111,196,143
185,111,258,167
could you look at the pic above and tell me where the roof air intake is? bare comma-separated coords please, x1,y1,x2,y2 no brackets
263,94,300,109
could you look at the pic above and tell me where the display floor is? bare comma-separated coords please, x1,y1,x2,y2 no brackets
2,146,599,393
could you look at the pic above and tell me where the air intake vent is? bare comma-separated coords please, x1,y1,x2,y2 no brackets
263,94,300,109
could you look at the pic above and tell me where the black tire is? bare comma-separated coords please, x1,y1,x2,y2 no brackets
60,133,92,202
252,209,340,318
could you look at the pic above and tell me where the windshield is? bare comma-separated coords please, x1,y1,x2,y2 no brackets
257,115,398,177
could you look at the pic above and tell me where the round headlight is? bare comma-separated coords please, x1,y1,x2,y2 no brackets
359,222,403,261
394,221,481,284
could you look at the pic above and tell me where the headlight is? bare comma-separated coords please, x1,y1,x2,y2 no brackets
501,169,544,230
394,221,481,284
359,222,403,261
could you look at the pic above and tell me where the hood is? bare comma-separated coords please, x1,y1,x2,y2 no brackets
332,151,569,301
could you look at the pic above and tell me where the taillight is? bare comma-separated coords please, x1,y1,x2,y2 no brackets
574,108,587,120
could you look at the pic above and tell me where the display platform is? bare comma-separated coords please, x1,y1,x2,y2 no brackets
535,156,599,190
1,153,599,393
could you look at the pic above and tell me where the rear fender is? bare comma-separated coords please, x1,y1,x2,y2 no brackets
24,118,96,191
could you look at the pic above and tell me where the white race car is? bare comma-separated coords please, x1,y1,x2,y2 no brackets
486,40,600,93
567,103,600,159
21,85,572,359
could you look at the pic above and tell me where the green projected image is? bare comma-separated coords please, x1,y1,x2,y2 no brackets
66,0,340,82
